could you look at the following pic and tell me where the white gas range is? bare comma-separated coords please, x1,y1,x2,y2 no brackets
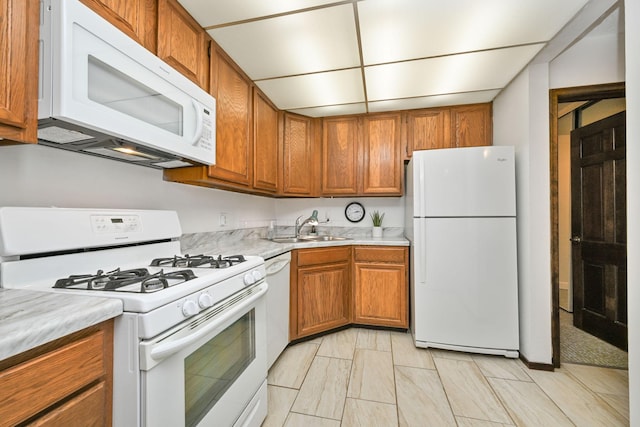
0,207,268,427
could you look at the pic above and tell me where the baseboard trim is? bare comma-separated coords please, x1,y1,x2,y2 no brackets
520,354,555,371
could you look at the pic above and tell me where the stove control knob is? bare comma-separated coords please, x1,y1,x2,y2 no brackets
252,270,263,282
182,300,199,317
243,272,256,286
198,293,214,309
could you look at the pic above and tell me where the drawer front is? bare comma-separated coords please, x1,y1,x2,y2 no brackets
27,381,107,427
0,330,106,427
354,246,406,263
296,247,351,267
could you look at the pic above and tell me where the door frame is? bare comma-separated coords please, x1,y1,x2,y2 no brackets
550,82,625,368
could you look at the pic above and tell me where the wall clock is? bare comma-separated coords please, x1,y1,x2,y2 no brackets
345,202,365,223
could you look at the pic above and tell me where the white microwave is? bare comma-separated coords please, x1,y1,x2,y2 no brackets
38,0,216,169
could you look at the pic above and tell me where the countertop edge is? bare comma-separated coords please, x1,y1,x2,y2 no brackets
0,289,123,362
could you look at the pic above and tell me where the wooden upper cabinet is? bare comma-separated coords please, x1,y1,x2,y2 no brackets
321,116,361,195
362,113,402,195
157,0,208,90
0,0,38,144
253,89,280,193
208,46,253,186
450,103,492,148
282,113,317,196
406,108,451,155
80,0,157,52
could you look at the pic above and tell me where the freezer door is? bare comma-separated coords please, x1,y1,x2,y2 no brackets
413,146,516,217
413,217,519,351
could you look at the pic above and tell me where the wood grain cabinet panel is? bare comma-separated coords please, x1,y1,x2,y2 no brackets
157,0,208,89
253,89,280,193
290,247,351,339
450,103,492,148
282,113,317,196
0,321,114,427
208,48,253,186
353,247,408,328
0,0,38,144
406,108,451,154
80,0,157,52
321,117,361,195
362,113,403,195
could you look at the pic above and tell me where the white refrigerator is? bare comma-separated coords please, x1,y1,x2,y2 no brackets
405,146,519,358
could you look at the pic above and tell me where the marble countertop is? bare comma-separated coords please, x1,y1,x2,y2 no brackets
0,289,123,361
182,230,409,260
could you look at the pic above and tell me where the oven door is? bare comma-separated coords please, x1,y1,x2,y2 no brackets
139,282,268,427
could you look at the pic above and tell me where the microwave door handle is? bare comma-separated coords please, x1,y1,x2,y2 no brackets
148,282,268,362
191,99,204,146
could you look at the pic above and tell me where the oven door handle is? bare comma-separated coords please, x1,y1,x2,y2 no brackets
147,282,268,363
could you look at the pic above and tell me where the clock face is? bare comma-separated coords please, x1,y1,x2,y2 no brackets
345,202,365,223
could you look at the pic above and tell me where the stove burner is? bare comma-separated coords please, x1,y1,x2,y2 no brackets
150,254,246,269
53,268,197,293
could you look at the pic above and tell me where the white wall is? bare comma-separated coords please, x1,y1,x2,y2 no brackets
493,5,627,366
494,63,554,364
0,144,276,233
275,196,405,229
0,144,406,233
550,32,625,88
624,0,639,422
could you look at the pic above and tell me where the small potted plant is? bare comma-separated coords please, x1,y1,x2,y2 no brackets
370,210,384,238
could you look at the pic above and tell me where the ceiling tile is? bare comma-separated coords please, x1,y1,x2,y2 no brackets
364,44,544,101
178,0,339,27
288,103,368,118
367,90,501,112
255,69,365,110
357,0,589,65
208,4,360,80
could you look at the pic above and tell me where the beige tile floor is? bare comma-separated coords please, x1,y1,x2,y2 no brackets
263,328,629,427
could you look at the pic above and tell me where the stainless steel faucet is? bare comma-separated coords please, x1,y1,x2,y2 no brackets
295,210,319,237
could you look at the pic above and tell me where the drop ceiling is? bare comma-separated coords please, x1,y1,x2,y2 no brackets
178,0,590,117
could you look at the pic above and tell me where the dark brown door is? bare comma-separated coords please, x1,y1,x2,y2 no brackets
571,111,627,350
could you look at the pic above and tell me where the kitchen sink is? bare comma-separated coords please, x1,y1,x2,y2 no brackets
301,235,351,241
269,237,304,243
269,235,352,243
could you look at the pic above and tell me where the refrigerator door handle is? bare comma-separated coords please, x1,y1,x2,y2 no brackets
415,219,427,285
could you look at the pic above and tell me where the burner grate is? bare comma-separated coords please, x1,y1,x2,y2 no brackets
150,254,246,269
53,268,197,293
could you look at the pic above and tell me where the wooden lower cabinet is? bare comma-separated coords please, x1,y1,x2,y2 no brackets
353,246,408,328
290,247,352,340
290,245,408,340
0,321,114,427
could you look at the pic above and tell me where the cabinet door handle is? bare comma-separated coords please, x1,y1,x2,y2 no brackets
570,236,582,243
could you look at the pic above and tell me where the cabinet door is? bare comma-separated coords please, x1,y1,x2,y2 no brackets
450,103,492,148
253,89,279,193
295,262,351,338
406,108,451,154
282,113,317,196
208,48,253,186
362,113,403,195
321,117,360,195
157,0,208,89
80,0,157,52
0,0,38,144
353,247,408,328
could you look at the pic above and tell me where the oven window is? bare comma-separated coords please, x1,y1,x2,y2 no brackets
185,310,255,427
